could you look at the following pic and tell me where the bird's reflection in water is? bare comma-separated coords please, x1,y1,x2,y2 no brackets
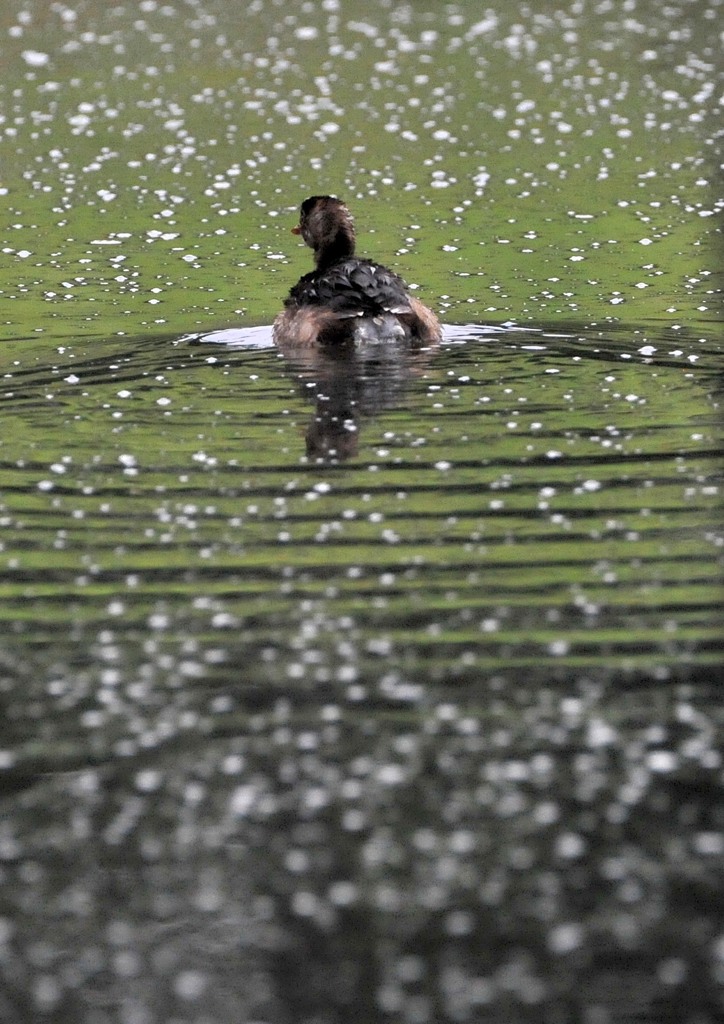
275,336,439,463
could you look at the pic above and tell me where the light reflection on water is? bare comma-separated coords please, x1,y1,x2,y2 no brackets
1,321,722,1023
1,0,722,336
1,0,723,1019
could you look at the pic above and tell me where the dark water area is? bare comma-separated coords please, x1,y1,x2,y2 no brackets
2,320,722,1023
1,1,723,1022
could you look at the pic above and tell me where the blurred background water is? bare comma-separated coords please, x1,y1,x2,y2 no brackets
1,2,722,1022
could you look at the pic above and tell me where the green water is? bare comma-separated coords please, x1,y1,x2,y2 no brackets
1,0,721,336
1,2,722,1023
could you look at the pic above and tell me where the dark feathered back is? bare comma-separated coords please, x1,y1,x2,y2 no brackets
288,258,412,318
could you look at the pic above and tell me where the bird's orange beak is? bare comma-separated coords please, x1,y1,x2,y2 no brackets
291,225,302,235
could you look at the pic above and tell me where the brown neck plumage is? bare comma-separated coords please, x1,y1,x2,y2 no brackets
315,225,355,269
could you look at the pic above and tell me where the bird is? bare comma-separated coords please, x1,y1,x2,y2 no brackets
272,195,441,348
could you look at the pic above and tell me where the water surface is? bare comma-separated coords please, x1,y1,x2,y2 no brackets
1,2,722,1023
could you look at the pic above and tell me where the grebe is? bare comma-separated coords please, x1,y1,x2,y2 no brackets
272,195,441,348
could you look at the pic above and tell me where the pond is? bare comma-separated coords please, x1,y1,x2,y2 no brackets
1,2,722,1023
